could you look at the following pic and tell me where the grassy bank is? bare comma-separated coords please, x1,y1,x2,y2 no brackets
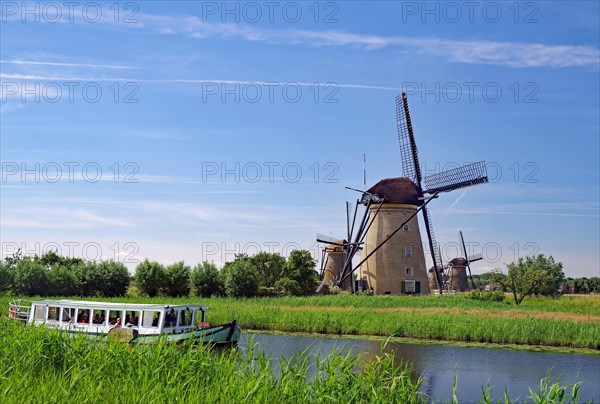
0,318,587,403
1,294,599,350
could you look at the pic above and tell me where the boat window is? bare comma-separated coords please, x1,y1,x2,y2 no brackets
141,311,160,328
34,305,46,320
164,309,176,327
92,310,106,325
77,309,91,324
125,311,140,326
108,310,121,325
178,309,192,327
61,307,75,322
47,307,59,321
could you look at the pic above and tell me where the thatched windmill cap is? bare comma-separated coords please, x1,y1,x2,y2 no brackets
450,257,467,266
367,177,423,205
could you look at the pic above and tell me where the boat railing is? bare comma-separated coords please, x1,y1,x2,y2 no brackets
8,299,32,322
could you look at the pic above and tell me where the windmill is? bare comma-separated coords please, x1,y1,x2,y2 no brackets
315,199,372,293
447,230,484,291
354,93,489,295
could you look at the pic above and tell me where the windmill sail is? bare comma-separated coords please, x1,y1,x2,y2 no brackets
423,161,488,194
396,94,422,184
422,204,443,291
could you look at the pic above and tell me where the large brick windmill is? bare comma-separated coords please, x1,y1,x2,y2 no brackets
354,93,489,295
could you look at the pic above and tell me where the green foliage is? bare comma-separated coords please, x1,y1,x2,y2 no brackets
11,258,50,296
135,260,166,297
283,250,318,296
469,290,506,302
250,252,286,288
0,318,590,403
1,250,129,297
469,272,497,290
225,258,259,298
48,264,79,296
190,261,224,297
0,262,12,292
493,254,565,306
95,260,131,297
73,261,102,296
163,261,191,297
275,277,303,296
563,276,600,294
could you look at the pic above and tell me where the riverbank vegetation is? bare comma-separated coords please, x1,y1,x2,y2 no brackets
2,294,598,351
0,318,588,403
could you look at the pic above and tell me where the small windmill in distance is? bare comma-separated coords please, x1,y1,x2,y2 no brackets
447,230,484,291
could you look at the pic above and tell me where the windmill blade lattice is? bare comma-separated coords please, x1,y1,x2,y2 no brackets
423,161,488,194
396,94,422,184
422,204,444,290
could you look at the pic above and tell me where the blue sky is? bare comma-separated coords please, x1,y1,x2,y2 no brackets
1,1,598,278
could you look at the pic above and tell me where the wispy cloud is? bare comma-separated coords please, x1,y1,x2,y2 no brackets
0,207,135,229
445,190,468,214
0,60,140,70
0,72,406,92
135,14,599,69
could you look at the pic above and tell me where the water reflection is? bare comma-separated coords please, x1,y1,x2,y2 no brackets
240,333,600,403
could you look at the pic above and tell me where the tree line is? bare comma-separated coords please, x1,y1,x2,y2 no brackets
0,250,319,298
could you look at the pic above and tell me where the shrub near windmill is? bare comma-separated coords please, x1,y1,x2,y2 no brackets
355,93,489,295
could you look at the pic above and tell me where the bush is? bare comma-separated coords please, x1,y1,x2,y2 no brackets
0,262,13,292
275,277,302,296
190,261,224,297
164,261,191,297
283,250,318,296
469,290,505,302
95,260,131,297
48,265,79,296
225,259,259,298
11,258,51,296
135,260,166,297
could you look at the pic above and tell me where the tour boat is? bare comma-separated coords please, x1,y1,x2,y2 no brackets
7,299,241,345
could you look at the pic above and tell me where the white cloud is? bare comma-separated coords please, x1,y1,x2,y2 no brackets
135,14,599,69
0,60,139,70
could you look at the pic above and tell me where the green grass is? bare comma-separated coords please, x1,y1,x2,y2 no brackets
0,318,589,403
2,294,599,350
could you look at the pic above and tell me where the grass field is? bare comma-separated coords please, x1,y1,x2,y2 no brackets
0,318,587,403
2,294,598,350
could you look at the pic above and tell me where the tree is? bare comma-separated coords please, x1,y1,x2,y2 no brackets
589,277,600,293
48,264,79,296
282,250,318,296
493,254,564,305
0,261,13,293
275,277,302,296
224,259,259,298
11,258,51,296
135,260,166,297
74,261,102,297
95,260,131,297
164,261,191,297
530,255,564,297
190,261,224,297
250,252,286,289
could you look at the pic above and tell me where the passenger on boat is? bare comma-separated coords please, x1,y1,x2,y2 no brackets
165,309,176,327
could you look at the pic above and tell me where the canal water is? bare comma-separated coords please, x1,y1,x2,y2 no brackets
240,333,600,403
